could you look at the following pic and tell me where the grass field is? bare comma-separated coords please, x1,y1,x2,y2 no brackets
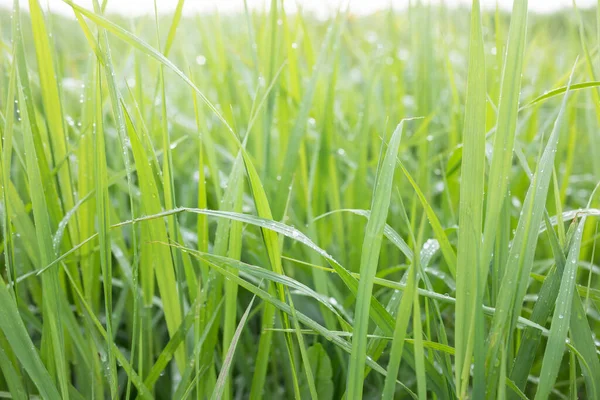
1,0,600,398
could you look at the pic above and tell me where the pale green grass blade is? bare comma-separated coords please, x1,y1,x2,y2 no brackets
381,244,419,399
534,218,586,400
163,0,184,56
221,177,243,400
272,13,343,220
347,121,405,399
521,81,600,109
28,0,77,248
61,0,235,136
260,0,279,180
454,2,486,396
480,0,529,295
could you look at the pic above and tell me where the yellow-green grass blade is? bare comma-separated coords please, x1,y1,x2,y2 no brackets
521,80,600,109
123,103,185,371
77,59,100,310
454,0,486,396
13,0,64,241
40,203,443,396
61,0,237,140
16,80,68,398
28,0,77,249
163,0,185,57
399,162,457,277
347,121,405,399
201,155,244,397
261,0,279,180
89,0,146,389
272,12,344,220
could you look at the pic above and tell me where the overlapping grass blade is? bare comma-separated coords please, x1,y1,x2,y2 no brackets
534,217,586,399
347,121,405,399
485,61,573,397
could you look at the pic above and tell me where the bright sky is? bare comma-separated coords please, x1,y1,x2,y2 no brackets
0,0,596,16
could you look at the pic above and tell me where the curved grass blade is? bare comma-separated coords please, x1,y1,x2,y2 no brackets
520,81,600,110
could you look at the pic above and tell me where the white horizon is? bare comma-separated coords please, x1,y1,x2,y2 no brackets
0,0,597,17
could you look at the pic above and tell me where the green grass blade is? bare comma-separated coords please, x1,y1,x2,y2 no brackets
454,2,486,396
0,279,60,399
534,218,586,400
485,62,573,396
347,121,405,399
211,295,257,400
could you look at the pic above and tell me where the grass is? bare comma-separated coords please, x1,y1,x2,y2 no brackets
1,0,600,398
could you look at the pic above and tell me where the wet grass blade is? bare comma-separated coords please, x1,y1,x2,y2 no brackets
485,61,573,397
534,218,586,399
347,121,405,399
454,2,486,396
212,295,257,400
